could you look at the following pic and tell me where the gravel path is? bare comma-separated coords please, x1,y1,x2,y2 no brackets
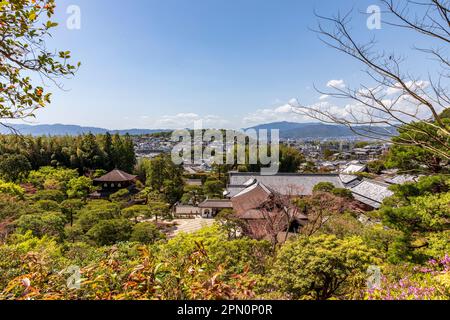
167,217,216,237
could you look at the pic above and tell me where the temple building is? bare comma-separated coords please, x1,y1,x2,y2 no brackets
230,180,308,242
90,169,138,199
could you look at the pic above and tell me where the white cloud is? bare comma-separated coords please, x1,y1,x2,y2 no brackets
241,99,324,127
326,79,346,89
385,80,430,96
274,104,294,113
135,78,436,130
139,113,231,129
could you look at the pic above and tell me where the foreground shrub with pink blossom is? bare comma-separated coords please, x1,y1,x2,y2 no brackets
366,255,450,300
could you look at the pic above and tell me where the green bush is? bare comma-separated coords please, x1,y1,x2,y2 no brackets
33,190,66,203
110,189,130,203
0,180,25,198
15,212,66,240
269,235,378,300
331,188,354,199
0,154,31,182
67,176,95,199
313,182,335,193
28,167,79,191
86,219,133,246
130,222,165,244
122,205,152,222
34,199,60,212
76,201,121,232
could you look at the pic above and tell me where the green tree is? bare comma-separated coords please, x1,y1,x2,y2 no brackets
163,224,272,277
331,188,354,200
386,120,449,174
162,179,184,204
313,182,335,193
181,185,204,205
269,235,377,300
0,154,31,182
381,175,450,233
86,219,133,246
203,179,224,198
145,154,184,204
34,199,60,212
122,205,152,223
121,134,136,172
76,201,121,232
279,146,304,173
79,133,104,170
27,167,79,191
111,133,124,170
15,212,66,240
147,201,170,222
130,222,165,244
103,132,114,171
381,192,450,234
146,155,166,191
33,189,66,203
377,174,450,263
0,194,31,221
60,199,84,227
66,176,95,199
367,160,386,175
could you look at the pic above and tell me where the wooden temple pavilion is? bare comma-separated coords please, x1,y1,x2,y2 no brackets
90,169,138,199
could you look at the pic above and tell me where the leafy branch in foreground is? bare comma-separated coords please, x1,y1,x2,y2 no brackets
0,0,80,128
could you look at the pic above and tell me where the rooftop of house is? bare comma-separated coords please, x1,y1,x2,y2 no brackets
94,169,137,183
339,174,361,185
349,179,394,209
341,163,367,174
198,199,233,209
231,182,274,215
227,172,344,197
385,175,420,185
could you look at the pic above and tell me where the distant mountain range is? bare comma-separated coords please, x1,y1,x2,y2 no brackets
0,122,396,139
245,121,397,139
0,124,169,136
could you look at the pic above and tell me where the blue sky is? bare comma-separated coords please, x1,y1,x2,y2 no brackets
28,0,436,129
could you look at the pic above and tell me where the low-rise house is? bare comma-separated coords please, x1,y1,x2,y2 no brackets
186,179,203,187
173,204,201,218
173,199,233,219
198,199,233,218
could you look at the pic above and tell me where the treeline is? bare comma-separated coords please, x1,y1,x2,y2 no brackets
0,133,136,181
